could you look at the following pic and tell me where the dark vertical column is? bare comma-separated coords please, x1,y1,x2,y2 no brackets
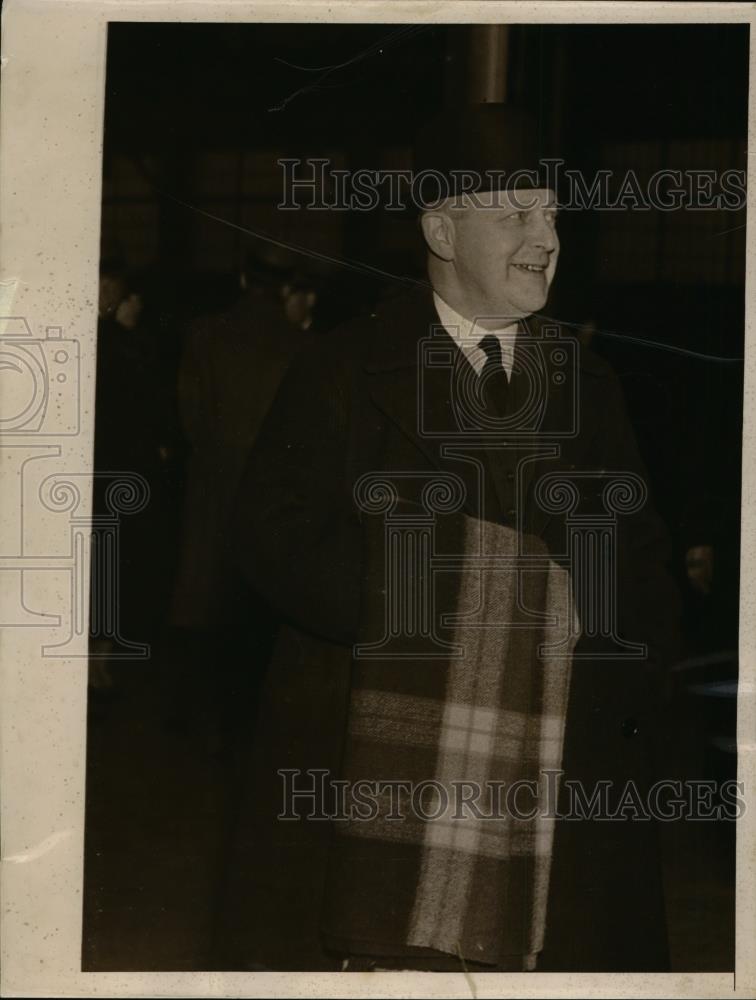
467,25,510,104
156,144,194,315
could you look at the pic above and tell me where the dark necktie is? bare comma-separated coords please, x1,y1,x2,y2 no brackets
478,334,510,414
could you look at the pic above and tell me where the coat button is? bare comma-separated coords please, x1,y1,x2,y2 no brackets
621,717,639,739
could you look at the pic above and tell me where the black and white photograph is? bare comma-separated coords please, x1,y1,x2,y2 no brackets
0,3,754,996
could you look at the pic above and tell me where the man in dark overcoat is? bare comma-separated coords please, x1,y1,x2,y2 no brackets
165,260,309,750
220,105,681,973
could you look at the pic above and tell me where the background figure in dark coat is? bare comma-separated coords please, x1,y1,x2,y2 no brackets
165,254,311,753
220,109,682,971
92,261,179,669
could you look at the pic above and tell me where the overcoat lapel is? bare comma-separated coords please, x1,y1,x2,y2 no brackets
513,314,603,539
507,317,562,536
362,288,502,521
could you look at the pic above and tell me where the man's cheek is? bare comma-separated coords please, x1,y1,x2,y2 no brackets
546,249,559,286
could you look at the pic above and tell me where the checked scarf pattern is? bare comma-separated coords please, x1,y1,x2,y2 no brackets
322,513,580,968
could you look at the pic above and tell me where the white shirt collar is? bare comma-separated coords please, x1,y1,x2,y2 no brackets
432,291,519,379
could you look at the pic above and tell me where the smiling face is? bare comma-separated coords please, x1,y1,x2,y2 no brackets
422,188,559,325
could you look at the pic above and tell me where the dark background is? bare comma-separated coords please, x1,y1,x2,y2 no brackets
99,21,747,530
84,22,747,971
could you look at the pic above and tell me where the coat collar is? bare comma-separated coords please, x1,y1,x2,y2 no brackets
361,284,608,378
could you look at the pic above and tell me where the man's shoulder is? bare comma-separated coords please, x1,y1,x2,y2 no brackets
302,285,436,373
527,313,614,380
291,295,618,386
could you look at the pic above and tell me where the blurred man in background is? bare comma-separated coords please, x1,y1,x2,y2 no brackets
165,248,315,752
91,260,178,680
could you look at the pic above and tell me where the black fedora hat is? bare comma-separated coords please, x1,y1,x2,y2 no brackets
412,103,553,207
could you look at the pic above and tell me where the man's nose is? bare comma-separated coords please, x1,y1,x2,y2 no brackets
529,213,557,252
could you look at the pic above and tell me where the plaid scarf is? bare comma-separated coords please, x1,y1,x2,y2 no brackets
322,508,579,968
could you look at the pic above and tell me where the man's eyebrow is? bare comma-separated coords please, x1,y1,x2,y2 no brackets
500,200,559,213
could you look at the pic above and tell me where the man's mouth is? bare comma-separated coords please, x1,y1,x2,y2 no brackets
512,263,547,273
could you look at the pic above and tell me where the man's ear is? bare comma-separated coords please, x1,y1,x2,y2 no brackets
420,210,456,262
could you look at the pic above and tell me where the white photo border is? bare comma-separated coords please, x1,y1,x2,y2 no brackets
0,1,754,996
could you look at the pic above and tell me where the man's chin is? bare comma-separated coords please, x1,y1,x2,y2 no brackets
508,296,547,318
480,294,548,322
